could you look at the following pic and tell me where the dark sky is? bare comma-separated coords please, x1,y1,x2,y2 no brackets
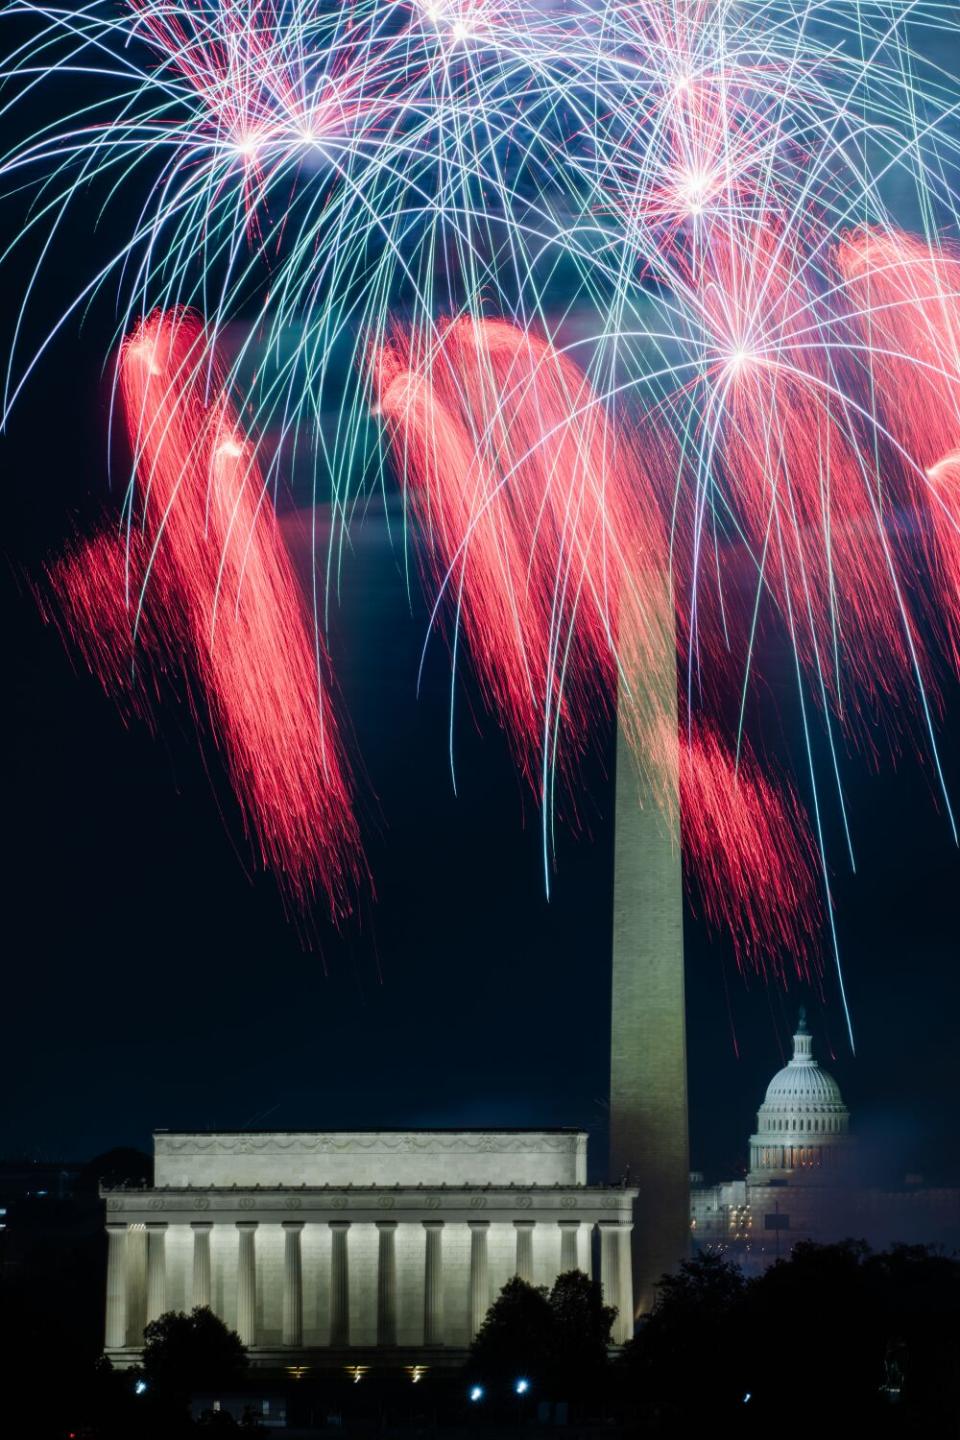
1,42,958,1188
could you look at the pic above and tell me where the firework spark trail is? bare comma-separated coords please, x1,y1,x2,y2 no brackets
375,315,821,967
40,527,171,728
374,316,674,804
373,326,549,794
674,719,821,976
112,308,363,915
6,0,960,999
837,228,960,674
703,222,922,728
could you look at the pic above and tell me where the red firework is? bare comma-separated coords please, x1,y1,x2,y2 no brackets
374,314,821,971
675,721,821,975
42,528,162,727
698,221,921,727
836,227,960,674
45,309,362,916
374,316,676,804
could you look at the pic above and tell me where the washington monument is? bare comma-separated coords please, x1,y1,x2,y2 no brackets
609,667,690,1318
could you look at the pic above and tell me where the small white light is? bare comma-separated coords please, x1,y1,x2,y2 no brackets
135,1380,148,1395
469,1385,484,1402
515,1378,530,1395
743,1391,752,1403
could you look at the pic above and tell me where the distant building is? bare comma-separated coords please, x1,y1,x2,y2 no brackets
0,1159,86,1276
0,1159,83,1206
691,1011,960,1269
102,1128,637,1368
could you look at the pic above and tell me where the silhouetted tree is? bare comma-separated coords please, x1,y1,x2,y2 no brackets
142,1306,247,1404
618,1241,960,1437
469,1275,553,1383
743,1240,960,1431
470,1270,616,1406
80,1146,152,1192
548,1269,616,1399
618,1250,748,1417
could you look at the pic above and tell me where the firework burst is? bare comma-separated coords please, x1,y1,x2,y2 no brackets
5,1,960,1021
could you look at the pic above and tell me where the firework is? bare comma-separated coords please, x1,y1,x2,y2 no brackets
837,229,960,674
704,222,923,727
45,309,363,915
6,1,960,1002
374,316,673,801
41,527,171,728
677,722,821,974
375,315,821,965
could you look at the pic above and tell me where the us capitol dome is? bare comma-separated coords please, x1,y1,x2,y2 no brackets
747,1008,851,1182
689,1010,959,1270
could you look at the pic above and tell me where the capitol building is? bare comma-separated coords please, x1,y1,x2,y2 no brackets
691,1011,960,1269
101,1128,637,1369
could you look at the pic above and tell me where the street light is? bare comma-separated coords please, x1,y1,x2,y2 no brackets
468,1385,484,1403
514,1378,530,1396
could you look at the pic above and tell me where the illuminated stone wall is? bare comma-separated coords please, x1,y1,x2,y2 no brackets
102,1130,635,1365
154,1130,589,1189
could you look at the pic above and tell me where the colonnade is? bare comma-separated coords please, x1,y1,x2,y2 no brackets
105,1215,635,1351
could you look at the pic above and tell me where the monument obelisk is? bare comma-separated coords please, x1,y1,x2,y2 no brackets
609,655,689,1319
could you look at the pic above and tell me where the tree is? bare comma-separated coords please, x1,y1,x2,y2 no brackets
864,1243,960,1418
548,1270,616,1399
616,1242,960,1435
743,1240,960,1432
469,1275,554,1382
142,1306,247,1403
617,1251,748,1416
80,1146,152,1193
469,1271,616,1406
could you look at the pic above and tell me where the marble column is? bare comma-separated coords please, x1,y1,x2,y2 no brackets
581,1221,594,1279
514,1220,534,1282
616,1222,635,1343
599,1222,621,1332
376,1222,398,1347
191,1222,213,1310
422,1222,444,1346
145,1222,168,1322
282,1223,304,1348
329,1222,350,1346
236,1223,258,1346
126,1225,147,1344
558,1220,580,1274
468,1222,490,1338
105,1224,128,1349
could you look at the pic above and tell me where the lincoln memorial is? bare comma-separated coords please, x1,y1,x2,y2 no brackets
102,1129,637,1367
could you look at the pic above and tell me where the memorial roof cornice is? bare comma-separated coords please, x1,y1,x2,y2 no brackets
153,1127,588,1137
100,1182,638,1215
103,1181,627,1193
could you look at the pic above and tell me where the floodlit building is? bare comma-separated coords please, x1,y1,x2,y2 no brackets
691,1011,960,1269
102,1129,637,1368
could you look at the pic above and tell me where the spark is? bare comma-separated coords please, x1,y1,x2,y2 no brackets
5,0,960,1013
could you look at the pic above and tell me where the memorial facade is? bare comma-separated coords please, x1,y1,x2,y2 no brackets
103,1129,637,1367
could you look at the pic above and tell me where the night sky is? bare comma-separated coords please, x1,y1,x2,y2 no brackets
2,42,958,1190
